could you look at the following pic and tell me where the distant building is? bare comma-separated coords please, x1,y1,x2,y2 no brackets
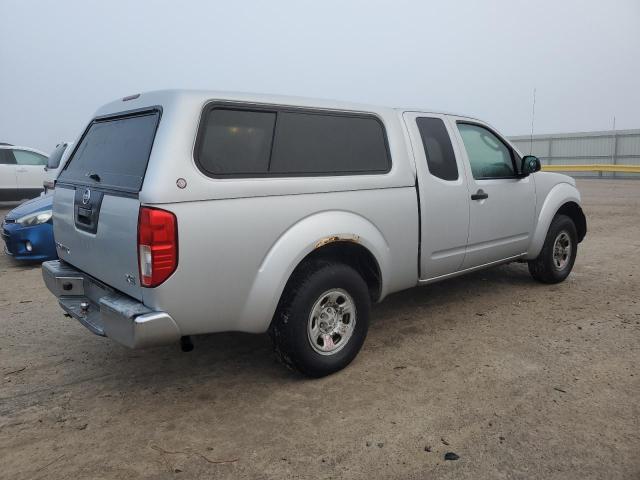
509,129,640,177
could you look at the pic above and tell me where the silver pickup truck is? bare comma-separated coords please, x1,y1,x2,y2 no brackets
43,90,586,377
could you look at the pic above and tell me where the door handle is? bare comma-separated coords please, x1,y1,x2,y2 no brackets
471,189,488,201
16,168,27,173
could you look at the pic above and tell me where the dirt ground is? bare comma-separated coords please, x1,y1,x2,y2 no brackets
0,179,638,480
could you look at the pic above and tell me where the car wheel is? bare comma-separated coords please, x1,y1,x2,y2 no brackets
270,260,370,378
528,214,578,284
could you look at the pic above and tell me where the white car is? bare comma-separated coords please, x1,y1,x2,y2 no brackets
0,143,48,201
43,142,73,194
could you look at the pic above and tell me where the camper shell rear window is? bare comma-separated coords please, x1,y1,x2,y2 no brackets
58,108,161,193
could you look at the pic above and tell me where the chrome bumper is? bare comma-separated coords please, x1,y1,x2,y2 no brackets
42,260,181,348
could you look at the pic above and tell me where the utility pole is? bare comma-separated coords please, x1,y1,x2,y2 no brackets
529,88,536,155
611,116,616,164
611,116,617,179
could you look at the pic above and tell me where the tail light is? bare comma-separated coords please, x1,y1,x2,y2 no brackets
137,207,178,287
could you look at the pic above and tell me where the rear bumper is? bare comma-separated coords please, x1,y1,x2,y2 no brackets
42,260,181,348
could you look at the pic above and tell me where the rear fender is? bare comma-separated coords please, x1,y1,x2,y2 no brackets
236,211,390,333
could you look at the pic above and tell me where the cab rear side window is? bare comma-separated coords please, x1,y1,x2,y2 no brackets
416,117,458,181
195,105,391,177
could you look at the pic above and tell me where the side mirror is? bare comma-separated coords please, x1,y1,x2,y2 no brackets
521,155,541,175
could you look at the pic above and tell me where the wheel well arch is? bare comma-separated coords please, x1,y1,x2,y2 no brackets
556,201,587,243
290,241,383,302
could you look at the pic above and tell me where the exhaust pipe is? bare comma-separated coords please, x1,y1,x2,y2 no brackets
180,336,194,352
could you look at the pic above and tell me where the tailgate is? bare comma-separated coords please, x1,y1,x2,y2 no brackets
53,108,161,300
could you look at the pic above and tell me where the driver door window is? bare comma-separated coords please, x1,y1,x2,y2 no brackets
457,123,515,179
453,120,536,270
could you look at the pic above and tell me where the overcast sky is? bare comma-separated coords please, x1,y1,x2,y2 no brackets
1,0,639,153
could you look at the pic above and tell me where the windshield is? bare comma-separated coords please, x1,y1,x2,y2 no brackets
58,110,160,192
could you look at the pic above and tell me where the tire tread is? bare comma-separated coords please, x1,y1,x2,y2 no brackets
528,214,577,284
269,260,369,377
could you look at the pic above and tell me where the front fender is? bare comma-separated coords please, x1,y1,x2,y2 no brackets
526,182,582,259
236,211,390,333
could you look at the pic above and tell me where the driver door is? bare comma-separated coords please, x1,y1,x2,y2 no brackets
450,118,536,269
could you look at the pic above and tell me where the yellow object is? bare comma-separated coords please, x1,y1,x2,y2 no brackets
542,164,640,174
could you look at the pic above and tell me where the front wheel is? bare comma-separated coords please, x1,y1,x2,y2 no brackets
528,214,578,284
269,260,370,377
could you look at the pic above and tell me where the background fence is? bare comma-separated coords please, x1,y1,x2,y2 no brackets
509,129,640,177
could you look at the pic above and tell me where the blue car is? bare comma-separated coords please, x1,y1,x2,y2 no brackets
2,194,56,262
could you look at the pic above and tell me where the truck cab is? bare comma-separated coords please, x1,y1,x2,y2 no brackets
404,112,584,282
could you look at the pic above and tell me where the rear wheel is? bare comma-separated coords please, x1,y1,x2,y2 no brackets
270,260,370,377
528,214,578,284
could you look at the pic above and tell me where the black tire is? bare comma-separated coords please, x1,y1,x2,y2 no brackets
269,260,370,378
528,214,578,284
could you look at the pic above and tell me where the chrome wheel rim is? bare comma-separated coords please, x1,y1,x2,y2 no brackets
307,289,356,356
552,231,572,271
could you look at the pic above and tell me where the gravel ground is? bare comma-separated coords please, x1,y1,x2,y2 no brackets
0,179,639,480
